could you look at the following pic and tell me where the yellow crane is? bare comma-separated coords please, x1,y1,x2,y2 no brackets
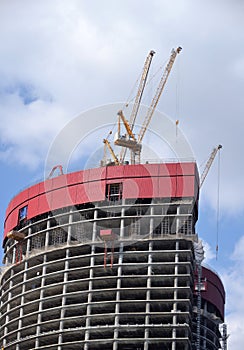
117,50,155,163
103,138,120,166
137,47,182,144
129,50,155,130
103,50,155,166
114,46,182,164
200,144,222,187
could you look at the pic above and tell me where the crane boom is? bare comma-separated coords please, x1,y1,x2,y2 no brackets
103,139,120,166
138,46,182,143
200,145,222,187
117,110,136,141
129,50,155,130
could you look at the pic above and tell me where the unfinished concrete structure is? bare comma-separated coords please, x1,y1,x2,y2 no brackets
0,162,225,349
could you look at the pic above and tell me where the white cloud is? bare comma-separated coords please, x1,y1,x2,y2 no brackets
0,0,243,214
202,240,216,263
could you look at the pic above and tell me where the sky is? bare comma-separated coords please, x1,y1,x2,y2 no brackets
0,0,243,347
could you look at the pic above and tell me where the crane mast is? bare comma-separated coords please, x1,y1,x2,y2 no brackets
137,46,182,143
103,46,182,166
200,144,222,187
119,50,155,164
129,50,155,129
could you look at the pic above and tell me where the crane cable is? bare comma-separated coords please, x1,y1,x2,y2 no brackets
216,147,221,259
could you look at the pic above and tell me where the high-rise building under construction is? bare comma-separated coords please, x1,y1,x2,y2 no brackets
0,161,225,349
0,46,225,349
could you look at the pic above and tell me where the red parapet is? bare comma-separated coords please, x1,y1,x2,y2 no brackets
3,162,199,242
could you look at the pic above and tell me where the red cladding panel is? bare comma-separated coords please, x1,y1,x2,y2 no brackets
84,167,106,182
51,175,67,190
68,186,78,204
38,193,52,213
28,183,41,198
123,177,157,198
17,188,29,206
159,163,177,176
106,165,125,179
201,267,225,319
3,163,199,241
76,184,89,203
4,210,18,235
43,178,53,193
38,181,46,195
143,163,159,177
5,200,15,220
84,181,105,202
158,177,177,198
176,162,196,176
176,176,195,197
124,164,152,178
123,178,140,198
50,188,73,210
27,197,39,219
67,171,83,185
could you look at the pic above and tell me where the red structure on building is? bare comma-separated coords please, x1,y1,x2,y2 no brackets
0,162,225,350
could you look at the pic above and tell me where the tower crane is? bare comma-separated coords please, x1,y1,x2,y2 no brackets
118,50,155,163
114,46,182,164
137,47,182,144
200,144,222,187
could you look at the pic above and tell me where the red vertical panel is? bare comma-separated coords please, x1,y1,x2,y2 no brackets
76,184,89,204
144,163,159,177
4,210,18,236
5,199,15,220
158,163,177,176
67,171,83,185
85,180,105,202
68,186,77,205
38,193,52,213
123,178,140,199
51,175,68,190
176,162,196,176
124,164,151,178
28,183,41,198
87,167,107,182
106,165,124,179
158,176,176,198
50,187,73,210
43,179,53,194
27,197,39,218
123,177,155,199
17,188,29,205
176,176,195,197
137,178,154,198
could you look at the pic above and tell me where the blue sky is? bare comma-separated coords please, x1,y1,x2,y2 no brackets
0,0,243,347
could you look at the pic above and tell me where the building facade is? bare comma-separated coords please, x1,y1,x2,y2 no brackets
0,162,225,349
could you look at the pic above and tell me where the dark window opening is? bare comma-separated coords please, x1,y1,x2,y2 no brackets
106,183,123,202
18,205,28,223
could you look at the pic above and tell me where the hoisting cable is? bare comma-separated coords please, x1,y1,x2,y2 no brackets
216,146,222,260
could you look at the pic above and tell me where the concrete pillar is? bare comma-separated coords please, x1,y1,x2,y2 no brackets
67,207,73,245
92,209,97,242
84,245,95,349
45,216,51,247
176,205,180,236
149,203,154,237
